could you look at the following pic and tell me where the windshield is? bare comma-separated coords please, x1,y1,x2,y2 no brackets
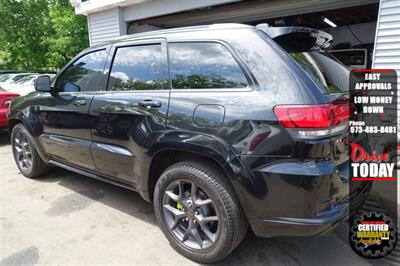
290,52,350,93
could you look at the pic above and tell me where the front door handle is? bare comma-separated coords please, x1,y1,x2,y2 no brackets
73,99,87,106
138,100,161,108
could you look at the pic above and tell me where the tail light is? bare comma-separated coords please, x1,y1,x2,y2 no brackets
2,95,19,118
3,99,12,109
274,99,350,138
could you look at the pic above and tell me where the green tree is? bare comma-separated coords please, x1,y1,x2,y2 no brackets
0,0,50,70
0,0,88,71
46,0,89,70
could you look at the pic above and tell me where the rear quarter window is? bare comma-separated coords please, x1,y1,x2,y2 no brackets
290,52,350,93
168,42,248,89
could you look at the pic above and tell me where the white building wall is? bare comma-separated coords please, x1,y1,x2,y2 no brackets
87,8,126,45
122,0,240,22
372,0,400,76
372,1,400,216
81,0,379,45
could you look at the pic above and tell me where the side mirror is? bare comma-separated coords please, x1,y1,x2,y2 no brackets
34,75,51,92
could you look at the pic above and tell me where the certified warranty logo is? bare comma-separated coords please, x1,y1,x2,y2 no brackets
350,212,397,258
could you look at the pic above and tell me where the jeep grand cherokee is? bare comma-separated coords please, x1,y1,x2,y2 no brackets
8,24,370,263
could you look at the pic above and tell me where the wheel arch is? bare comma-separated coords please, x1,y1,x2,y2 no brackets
7,118,22,135
8,110,34,135
8,112,49,162
145,145,238,203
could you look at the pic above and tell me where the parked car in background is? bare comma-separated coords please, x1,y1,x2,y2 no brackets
0,90,19,129
0,73,31,129
2,74,39,95
0,73,55,96
0,72,55,129
0,73,33,86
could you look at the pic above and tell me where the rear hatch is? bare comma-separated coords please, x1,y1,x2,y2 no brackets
257,24,351,156
257,24,349,96
258,25,369,206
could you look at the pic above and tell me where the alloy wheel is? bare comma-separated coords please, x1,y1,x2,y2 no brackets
162,179,220,250
13,131,33,172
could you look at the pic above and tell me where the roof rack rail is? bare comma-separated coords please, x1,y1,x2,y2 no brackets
92,23,251,47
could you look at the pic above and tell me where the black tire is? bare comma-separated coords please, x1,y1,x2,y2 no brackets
154,160,247,263
11,123,49,178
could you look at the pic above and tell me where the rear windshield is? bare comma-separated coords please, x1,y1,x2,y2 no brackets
290,52,349,93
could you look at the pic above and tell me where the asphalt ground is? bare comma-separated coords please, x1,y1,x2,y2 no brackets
0,131,397,265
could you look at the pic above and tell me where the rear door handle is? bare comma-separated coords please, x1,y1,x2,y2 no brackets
138,100,161,108
73,99,87,106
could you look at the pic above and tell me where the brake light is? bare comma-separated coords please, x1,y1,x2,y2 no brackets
3,99,12,108
274,104,331,128
1,94,19,108
274,100,350,138
274,102,349,128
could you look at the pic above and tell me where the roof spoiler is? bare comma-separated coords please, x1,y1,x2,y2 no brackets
256,24,333,52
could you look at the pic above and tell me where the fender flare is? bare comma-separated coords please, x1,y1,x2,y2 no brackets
139,132,257,215
8,109,49,162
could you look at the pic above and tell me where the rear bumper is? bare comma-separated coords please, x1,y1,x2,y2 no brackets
234,156,371,238
248,202,349,237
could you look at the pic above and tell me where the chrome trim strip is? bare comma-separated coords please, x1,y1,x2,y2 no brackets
92,143,135,157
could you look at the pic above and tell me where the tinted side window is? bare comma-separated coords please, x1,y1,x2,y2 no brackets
56,49,107,92
108,44,162,91
169,42,248,89
290,52,349,93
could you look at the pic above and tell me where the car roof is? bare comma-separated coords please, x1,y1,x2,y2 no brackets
89,23,254,49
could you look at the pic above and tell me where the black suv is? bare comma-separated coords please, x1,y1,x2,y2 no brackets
8,24,369,263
